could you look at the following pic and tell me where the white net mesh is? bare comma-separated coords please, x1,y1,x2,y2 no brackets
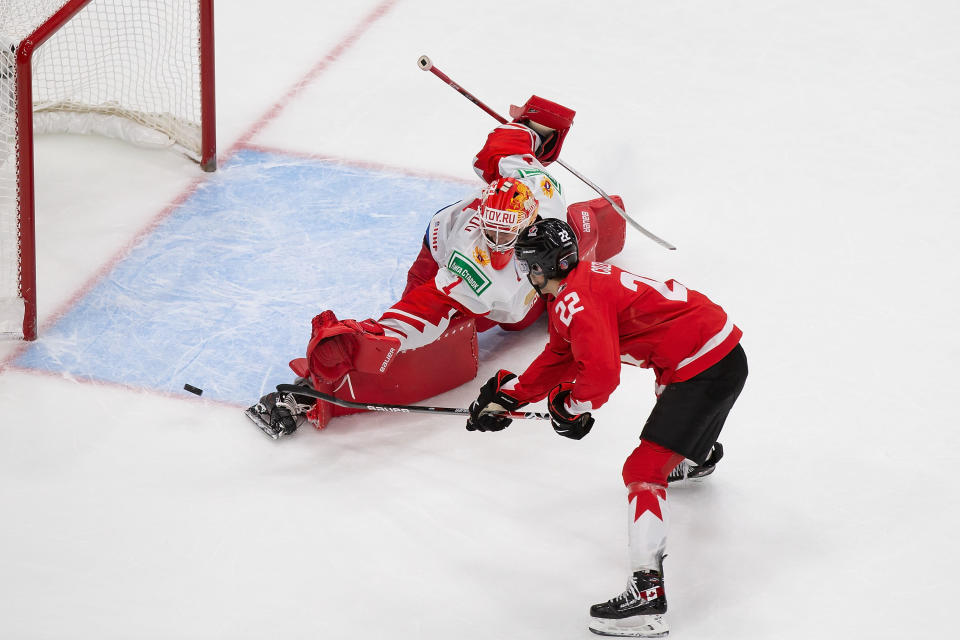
0,0,206,337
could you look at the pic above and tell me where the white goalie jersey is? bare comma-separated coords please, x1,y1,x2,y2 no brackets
377,123,568,352
427,172,564,324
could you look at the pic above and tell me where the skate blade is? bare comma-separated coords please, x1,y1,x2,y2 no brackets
244,406,280,440
687,466,717,480
668,466,716,486
588,614,668,638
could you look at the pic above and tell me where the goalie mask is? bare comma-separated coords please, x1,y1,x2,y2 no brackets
478,178,539,269
514,218,579,290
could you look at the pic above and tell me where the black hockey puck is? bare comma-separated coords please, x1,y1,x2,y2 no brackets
184,384,203,396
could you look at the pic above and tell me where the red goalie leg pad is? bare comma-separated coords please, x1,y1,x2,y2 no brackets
291,314,479,429
305,311,356,382
568,196,626,262
566,201,598,262
306,311,401,383
567,201,600,262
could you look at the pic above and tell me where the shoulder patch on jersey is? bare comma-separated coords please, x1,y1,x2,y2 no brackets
539,177,554,199
473,247,491,267
447,250,492,296
514,168,562,195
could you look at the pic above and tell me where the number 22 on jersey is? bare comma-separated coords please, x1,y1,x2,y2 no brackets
555,291,584,326
554,267,690,327
620,273,688,302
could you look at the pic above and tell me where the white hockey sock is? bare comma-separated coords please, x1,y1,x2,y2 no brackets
625,481,669,572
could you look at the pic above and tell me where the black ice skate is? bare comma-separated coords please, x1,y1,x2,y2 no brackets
667,441,724,484
589,569,668,637
244,386,313,439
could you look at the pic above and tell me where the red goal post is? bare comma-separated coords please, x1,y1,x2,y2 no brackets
1,0,216,341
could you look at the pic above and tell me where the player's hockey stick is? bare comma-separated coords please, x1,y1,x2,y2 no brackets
417,55,676,251
276,384,551,420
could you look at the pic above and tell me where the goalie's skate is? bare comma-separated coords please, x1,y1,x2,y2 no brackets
667,442,723,484
244,390,311,439
588,569,669,638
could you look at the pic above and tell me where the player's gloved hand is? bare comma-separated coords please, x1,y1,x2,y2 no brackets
526,122,560,163
467,370,526,432
509,96,575,165
548,383,594,440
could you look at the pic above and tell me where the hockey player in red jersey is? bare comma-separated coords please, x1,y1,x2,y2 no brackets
467,218,747,637
246,96,628,438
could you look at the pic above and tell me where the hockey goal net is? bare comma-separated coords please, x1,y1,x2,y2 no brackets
1,0,215,340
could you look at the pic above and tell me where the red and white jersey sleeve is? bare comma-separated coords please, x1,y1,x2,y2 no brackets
377,278,470,352
472,123,567,222
473,123,541,183
511,262,742,411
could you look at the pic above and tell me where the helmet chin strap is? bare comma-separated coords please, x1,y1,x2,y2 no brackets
528,273,549,296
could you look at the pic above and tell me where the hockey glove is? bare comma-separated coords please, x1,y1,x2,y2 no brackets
548,383,594,440
467,370,527,432
509,95,575,165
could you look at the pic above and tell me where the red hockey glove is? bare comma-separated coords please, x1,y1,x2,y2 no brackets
547,383,594,440
306,310,400,383
467,369,527,432
509,95,575,165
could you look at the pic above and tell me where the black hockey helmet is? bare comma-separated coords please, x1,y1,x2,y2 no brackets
514,218,579,281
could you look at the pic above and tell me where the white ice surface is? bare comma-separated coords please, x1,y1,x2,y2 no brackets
2,1,959,638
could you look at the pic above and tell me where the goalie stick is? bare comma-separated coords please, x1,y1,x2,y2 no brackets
417,55,676,251
275,384,551,420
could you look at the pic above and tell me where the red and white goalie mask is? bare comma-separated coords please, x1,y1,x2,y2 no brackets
478,178,539,270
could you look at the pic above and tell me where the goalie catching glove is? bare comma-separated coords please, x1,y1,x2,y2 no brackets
508,95,575,165
466,369,527,432
548,383,594,440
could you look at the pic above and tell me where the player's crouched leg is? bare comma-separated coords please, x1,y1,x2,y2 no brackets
644,343,748,483
588,442,681,637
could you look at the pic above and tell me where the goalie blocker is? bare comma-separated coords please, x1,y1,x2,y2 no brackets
293,195,626,429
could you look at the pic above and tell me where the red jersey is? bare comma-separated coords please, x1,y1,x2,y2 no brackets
509,262,742,412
